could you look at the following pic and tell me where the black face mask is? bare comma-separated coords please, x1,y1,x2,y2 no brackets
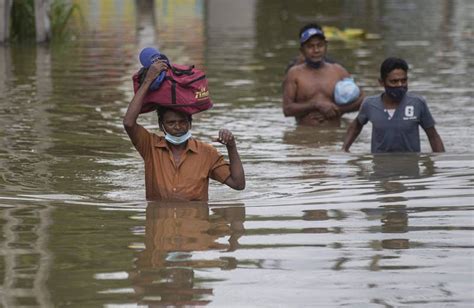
305,59,324,69
385,86,408,101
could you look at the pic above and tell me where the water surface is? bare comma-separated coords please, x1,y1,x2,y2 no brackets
0,0,473,306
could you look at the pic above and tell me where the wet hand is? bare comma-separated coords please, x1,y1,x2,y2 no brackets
315,101,341,118
144,60,168,82
213,129,236,148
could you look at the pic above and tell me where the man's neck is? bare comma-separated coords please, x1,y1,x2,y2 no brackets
305,59,325,70
382,93,401,108
168,141,188,152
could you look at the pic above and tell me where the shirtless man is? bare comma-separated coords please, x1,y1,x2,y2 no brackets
283,23,364,126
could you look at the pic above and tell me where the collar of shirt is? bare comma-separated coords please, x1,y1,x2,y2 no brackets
153,136,199,154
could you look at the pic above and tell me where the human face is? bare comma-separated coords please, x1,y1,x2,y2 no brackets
300,36,327,62
380,69,408,88
161,110,191,137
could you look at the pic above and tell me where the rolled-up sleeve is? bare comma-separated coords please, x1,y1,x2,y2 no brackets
209,148,231,183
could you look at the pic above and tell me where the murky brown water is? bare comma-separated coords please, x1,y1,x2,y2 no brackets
1,0,473,307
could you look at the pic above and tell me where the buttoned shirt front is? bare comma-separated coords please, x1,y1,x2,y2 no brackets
131,125,231,201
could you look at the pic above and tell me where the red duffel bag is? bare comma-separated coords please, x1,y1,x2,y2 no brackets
132,64,213,115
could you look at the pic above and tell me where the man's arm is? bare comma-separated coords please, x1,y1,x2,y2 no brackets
424,126,445,152
215,129,245,190
282,69,340,118
123,61,168,141
338,89,365,115
342,119,364,152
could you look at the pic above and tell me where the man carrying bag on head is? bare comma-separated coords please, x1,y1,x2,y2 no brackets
123,48,245,201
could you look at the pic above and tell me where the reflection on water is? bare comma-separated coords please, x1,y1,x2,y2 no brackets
131,202,245,306
0,204,53,307
282,120,350,148
0,0,473,306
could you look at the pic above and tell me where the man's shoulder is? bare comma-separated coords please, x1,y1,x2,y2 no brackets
405,92,427,105
321,61,349,76
148,132,167,148
135,126,167,146
326,61,346,70
287,63,306,74
285,64,311,84
133,124,160,142
363,94,382,106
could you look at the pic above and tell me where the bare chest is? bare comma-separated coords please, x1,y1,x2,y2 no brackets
295,68,342,101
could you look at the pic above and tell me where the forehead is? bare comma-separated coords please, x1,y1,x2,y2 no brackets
302,36,326,46
386,68,408,80
162,110,188,121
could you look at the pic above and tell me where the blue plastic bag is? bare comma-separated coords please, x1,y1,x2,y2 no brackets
334,77,360,105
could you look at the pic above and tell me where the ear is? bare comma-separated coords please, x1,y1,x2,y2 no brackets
378,78,385,87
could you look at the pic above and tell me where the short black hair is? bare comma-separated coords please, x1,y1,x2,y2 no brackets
156,107,192,126
380,57,409,81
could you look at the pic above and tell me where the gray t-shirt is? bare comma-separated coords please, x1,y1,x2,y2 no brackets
357,93,436,153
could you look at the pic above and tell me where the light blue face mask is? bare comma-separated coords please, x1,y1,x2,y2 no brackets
163,128,192,145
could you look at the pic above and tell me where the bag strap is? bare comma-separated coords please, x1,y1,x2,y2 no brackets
171,80,177,104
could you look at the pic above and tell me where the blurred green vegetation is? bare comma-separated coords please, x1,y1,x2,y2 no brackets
10,0,82,43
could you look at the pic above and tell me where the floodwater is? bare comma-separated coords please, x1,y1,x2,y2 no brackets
1,0,473,307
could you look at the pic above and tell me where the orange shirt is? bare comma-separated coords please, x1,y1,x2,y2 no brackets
131,125,231,201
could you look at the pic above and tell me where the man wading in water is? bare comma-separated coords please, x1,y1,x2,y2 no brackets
123,60,245,201
283,23,364,126
342,57,445,153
